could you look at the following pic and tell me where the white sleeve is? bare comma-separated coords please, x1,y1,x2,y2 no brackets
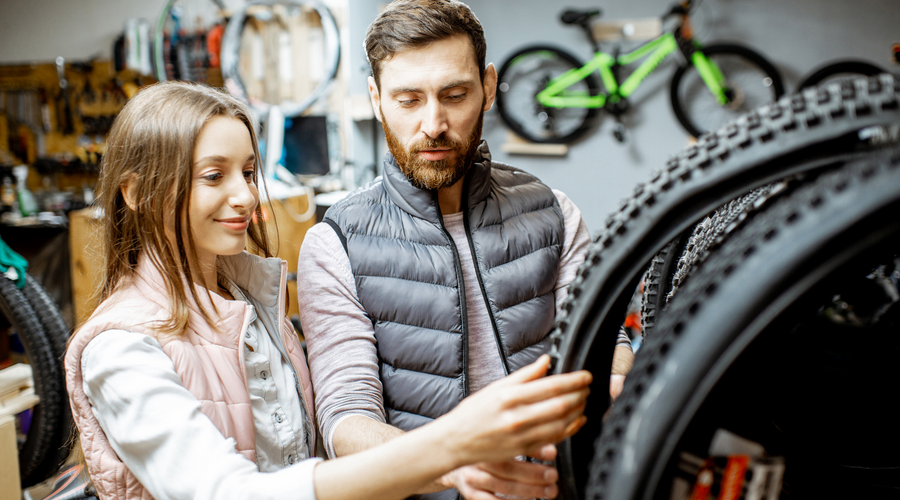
297,223,386,459
82,330,322,500
553,189,592,313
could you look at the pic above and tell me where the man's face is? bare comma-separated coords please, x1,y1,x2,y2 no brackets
368,34,497,190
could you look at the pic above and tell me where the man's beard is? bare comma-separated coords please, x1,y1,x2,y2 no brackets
381,109,484,191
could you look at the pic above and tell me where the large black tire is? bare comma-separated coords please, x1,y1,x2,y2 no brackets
587,147,900,500
798,59,887,90
0,275,68,487
20,274,73,479
671,43,785,138
640,184,779,337
548,74,900,499
496,45,601,144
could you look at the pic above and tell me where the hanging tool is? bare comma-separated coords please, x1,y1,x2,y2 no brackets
55,57,73,134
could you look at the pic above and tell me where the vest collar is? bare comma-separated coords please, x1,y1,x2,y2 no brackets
381,140,493,222
130,251,283,340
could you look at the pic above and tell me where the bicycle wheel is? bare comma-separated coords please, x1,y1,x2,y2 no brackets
587,148,900,500
220,0,341,118
548,74,900,499
640,184,778,337
0,275,68,487
20,274,73,477
798,59,887,90
670,44,785,138
496,45,600,144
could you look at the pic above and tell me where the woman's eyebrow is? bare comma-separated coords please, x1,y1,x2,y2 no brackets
195,154,256,166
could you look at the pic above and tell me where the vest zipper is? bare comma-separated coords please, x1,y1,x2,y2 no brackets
461,190,510,376
434,190,471,398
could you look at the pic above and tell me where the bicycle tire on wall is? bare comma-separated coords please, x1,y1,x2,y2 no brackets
798,59,888,90
496,45,600,144
670,43,785,138
548,75,900,499
586,147,900,500
0,276,69,487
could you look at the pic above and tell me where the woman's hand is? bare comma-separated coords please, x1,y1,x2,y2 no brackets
438,355,592,466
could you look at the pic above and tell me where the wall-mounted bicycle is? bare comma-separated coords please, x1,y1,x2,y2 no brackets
495,0,785,143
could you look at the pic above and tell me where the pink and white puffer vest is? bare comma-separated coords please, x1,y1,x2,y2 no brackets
65,253,315,500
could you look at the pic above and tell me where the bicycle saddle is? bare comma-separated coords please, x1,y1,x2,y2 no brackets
560,9,602,25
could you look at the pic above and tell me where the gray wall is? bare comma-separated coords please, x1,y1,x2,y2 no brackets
464,0,899,234
2,0,898,233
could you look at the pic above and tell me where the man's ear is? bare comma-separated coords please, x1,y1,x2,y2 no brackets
482,63,498,112
368,76,383,123
121,174,139,211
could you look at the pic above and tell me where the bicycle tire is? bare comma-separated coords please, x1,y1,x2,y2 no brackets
586,147,900,500
640,184,777,337
670,43,785,138
548,74,900,499
496,45,600,144
220,0,341,119
0,276,68,487
639,231,689,337
20,274,74,477
798,59,887,90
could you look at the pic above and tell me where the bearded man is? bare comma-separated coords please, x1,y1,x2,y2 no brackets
297,1,633,499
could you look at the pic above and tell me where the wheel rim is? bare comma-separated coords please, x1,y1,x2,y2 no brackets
498,50,594,142
676,53,779,136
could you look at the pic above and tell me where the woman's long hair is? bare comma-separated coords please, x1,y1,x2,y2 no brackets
96,81,273,334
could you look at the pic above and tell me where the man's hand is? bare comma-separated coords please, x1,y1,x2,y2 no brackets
441,445,560,500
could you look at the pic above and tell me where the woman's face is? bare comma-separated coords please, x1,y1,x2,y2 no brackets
187,115,259,268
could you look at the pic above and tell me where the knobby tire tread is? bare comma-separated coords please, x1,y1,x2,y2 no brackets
21,274,74,479
586,146,900,500
547,74,900,499
0,276,67,487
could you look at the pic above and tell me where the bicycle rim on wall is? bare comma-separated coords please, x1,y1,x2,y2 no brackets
496,46,600,144
671,44,784,138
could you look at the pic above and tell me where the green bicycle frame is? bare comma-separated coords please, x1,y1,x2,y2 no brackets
535,33,730,109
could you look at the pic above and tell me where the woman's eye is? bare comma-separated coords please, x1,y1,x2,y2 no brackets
243,170,254,181
204,172,223,182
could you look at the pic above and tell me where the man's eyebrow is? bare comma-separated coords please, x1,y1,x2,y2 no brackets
387,80,477,96
441,79,476,91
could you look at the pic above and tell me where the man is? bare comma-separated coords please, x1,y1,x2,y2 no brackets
297,1,634,498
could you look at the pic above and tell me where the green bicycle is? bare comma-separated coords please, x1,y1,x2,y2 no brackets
496,1,785,143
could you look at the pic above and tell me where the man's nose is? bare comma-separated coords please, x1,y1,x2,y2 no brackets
420,100,449,139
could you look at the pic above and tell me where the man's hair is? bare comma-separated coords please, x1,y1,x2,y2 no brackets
96,81,273,335
364,0,486,88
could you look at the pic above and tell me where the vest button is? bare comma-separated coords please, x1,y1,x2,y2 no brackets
288,454,295,464
245,331,251,339
260,371,268,380
275,413,283,423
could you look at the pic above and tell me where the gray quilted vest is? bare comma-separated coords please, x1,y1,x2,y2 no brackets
324,141,564,433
